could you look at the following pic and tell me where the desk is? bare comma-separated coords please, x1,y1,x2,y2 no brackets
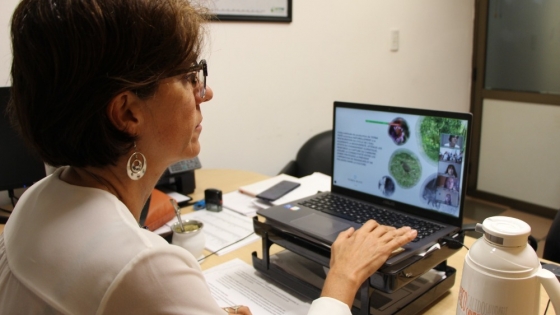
179,169,275,270
0,169,556,314
187,169,557,315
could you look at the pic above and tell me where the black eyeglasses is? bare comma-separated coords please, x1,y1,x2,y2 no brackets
186,59,208,99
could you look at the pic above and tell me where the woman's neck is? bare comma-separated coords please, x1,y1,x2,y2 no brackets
60,166,156,221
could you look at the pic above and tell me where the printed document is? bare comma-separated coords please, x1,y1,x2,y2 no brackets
204,258,312,315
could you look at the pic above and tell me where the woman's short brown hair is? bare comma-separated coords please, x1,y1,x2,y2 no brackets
9,0,207,167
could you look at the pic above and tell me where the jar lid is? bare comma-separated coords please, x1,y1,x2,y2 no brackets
477,216,531,247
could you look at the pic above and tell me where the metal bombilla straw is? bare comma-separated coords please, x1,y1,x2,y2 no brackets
170,199,185,232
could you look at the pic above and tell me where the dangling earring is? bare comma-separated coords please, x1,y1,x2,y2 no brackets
127,143,147,180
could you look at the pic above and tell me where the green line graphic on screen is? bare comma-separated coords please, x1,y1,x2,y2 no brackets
365,120,389,125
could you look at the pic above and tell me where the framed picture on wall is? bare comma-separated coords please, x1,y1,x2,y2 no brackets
210,0,292,23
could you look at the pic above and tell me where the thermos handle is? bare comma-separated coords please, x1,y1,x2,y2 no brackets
538,268,560,314
474,223,484,233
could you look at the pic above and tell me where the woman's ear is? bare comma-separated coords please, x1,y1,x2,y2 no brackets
106,91,143,135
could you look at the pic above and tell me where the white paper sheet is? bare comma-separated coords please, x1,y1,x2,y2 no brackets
232,172,332,211
271,172,331,206
204,259,312,315
164,191,192,203
238,173,300,197
223,191,260,217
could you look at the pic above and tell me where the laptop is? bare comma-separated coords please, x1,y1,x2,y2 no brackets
257,101,472,266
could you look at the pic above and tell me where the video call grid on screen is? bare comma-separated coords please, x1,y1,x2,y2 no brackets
332,106,468,218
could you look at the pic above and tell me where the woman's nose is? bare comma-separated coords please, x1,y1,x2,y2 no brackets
202,85,213,102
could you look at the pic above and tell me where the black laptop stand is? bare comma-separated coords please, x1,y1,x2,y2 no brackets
251,216,463,315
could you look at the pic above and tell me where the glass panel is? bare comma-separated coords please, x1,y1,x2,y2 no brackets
485,0,560,95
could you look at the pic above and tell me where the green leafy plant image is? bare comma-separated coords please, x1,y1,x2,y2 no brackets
419,117,467,162
389,150,421,188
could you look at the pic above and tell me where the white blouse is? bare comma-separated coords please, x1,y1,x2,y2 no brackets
0,167,350,315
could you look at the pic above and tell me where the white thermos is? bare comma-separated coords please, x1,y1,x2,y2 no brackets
456,216,560,315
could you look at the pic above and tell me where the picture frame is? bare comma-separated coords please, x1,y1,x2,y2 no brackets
210,0,292,23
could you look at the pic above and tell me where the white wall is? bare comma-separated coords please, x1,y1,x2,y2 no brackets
200,0,474,176
0,0,475,206
0,0,18,85
478,99,560,209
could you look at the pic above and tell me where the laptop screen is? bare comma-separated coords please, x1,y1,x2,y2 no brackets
332,102,472,222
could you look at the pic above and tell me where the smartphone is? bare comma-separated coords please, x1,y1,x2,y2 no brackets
256,180,301,202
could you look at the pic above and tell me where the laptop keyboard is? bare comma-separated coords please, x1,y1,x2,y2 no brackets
299,194,443,242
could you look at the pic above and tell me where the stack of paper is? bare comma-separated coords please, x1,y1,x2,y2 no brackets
204,258,312,315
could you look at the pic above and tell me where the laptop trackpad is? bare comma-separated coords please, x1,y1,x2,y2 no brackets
291,214,351,238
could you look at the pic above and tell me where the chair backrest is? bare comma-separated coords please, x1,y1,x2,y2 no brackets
295,130,332,177
543,210,560,263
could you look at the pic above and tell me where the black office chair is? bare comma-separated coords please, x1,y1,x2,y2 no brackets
543,210,560,263
279,130,332,178
0,213,8,224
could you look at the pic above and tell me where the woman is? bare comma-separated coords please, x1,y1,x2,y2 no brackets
0,0,416,314
446,164,458,178
445,177,459,192
444,135,460,148
444,194,453,206
388,118,409,145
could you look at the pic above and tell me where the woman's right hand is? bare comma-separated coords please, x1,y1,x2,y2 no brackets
222,305,252,315
320,220,417,307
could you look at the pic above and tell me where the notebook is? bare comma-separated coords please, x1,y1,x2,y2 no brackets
257,101,472,266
